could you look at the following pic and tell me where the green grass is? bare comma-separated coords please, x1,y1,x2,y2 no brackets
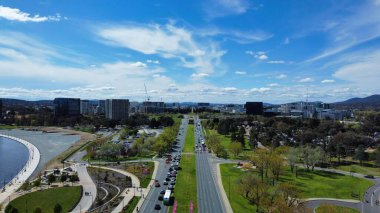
124,196,140,213
209,129,253,160
280,168,374,199
316,205,359,213
335,164,380,177
171,153,197,213
0,125,18,130
220,164,257,213
7,186,82,212
183,124,195,153
220,164,374,212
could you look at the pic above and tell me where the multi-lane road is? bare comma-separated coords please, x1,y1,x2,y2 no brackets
194,117,225,213
140,117,189,213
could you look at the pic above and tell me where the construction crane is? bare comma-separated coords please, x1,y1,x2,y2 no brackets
144,83,151,114
144,83,151,102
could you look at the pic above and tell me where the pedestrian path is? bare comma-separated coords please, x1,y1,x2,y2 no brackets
0,134,40,207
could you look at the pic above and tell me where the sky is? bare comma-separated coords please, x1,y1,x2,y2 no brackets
0,0,380,104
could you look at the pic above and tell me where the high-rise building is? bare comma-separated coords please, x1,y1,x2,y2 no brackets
80,100,90,115
53,98,80,117
245,102,263,115
143,101,165,113
105,99,130,120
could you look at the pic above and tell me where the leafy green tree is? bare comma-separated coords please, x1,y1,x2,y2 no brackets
47,174,56,184
354,145,368,165
229,142,243,157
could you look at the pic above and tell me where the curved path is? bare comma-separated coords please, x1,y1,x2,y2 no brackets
0,134,40,206
70,164,97,213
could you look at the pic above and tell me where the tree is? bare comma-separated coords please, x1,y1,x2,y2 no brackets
53,203,62,213
33,178,41,187
309,146,325,171
250,149,270,181
229,142,243,157
60,174,68,183
287,147,298,173
237,173,267,213
375,147,380,167
268,154,284,185
354,145,368,165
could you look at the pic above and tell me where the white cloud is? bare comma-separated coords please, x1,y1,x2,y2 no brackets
299,77,314,83
146,59,160,64
203,0,251,18
0,6,61,22
268,83,280,87
250,87,271,93
245,50,268,60
304,1,380,63
191,72,209,79
276,74,287,79
222,87,238,92
333,51,380,90
268,60,285,64
97,22,226,75
321,79,335,83
235,71,246,75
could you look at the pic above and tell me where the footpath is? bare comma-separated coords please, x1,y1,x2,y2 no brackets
0,134,41,209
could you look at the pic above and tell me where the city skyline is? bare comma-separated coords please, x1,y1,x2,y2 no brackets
0,0,380,103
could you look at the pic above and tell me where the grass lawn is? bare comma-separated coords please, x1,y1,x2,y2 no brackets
316,205,359,213
208,129,253,160
7,186,82,212
183,124,195,153
124,196,140,213
220,164,257,213
281,168,374,199
170,153,197,213
220,164,374,212
0,125,19,130
335,164,380,177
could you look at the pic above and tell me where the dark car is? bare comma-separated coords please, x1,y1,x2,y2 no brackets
158,195,163,201
163,181,168,185
155,204,161,210
160,190,165,195
365,175,375,179
155,182,161,187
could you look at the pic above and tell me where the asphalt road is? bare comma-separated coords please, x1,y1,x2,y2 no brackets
195,117,225,213
140,117,189,213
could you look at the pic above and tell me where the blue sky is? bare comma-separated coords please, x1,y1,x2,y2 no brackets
0,0,380,104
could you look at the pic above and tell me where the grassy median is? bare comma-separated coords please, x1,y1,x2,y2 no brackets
7,186,82,212
171,153,197,213
316,205,359,213
183,124,194,153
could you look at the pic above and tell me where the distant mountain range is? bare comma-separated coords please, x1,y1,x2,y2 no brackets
333,95,380,110
0,98,53,107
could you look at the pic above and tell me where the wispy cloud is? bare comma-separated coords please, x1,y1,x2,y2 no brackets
245,50,268,60
299,77,314,83
268,60,285,64
321,79,335,83
0,5,62,22
235,70,246,75
96,22,226,76
276,74,287,79
203,0,251,18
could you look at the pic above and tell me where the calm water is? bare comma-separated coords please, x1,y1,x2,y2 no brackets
0,129,80,178
0,136,29,188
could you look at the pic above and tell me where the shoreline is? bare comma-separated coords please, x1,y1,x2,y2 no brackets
0,134,41,206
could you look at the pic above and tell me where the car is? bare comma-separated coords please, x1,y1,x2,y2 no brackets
365,175,375,179
155,204,161,210
171,177,176,181
168,185,174,190
163,181,168,185
160,190,165,194
158,195,163,201
165,177,170,181
170,181,175,185
155,182,161,187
